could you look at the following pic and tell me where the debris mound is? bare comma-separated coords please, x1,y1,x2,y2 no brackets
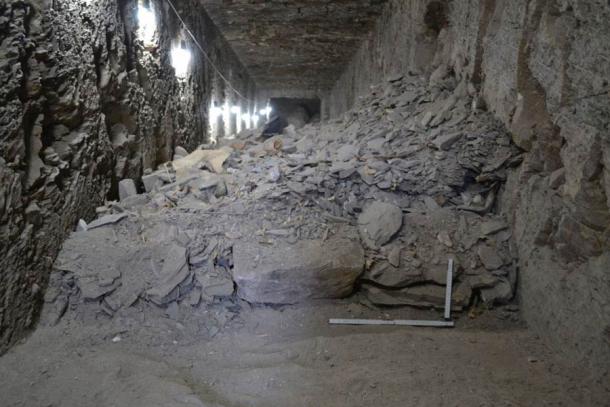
44,74,521,328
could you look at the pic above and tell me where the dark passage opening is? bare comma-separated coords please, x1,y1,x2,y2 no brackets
263,97,321,135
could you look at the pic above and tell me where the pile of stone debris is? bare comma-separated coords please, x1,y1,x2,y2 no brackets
43,73,522,327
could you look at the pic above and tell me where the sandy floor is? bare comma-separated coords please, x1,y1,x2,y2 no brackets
1,300,607,407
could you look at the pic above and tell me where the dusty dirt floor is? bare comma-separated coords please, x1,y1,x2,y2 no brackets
1,300,607,407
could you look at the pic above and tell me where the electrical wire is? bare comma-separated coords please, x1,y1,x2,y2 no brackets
163,0,254,104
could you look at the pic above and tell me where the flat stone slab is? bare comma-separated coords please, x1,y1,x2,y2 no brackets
118,179,137,201
358,201,403,248
233,238,365,304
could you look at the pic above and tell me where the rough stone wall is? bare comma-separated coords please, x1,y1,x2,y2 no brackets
480,0,610,379
0,0,256,353
324,0,443,118
326,0,610,377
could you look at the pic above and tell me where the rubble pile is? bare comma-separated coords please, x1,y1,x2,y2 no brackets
44,74,522,327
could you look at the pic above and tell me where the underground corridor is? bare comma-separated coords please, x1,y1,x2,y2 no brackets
0,0,609,406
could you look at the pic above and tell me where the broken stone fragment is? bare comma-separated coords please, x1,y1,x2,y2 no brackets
194,264,234,299
480,278,513,305
120,194,150,209
363,259,424,287
203,279,234,298
480,219,508,236
87,213,128,230
367,137,386,151
431,132,463,151
437,230,453,247
387,245,401,267
142,172,164,192
146,244,191,305
118,179,137,201
362,283,469,310
548,168,566,189
104,279,142,312
268,164,281,182
175,146,188,157
465,273,499,290
295,135,315,153
76,219,88,232
41,293,69,326
358,201,403,247
387,73,404,83
477,244,504,270
189,171,222,191
233,237,364,304
335,144,359,161
421,111,434,127
172,147,232,176
423,261,458,285
79,277,120,302
282,143,298,154
214,179,228,198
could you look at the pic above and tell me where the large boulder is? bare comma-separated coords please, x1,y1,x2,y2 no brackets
358,201,403,247
232,238,364,304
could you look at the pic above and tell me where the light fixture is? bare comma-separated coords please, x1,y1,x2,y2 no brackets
210,106,223,120
138,2,156,46
230,106,241,114
171,42,191,79
242,113,251,129
259,106,272,116
222,102,230,124
252,114,260,126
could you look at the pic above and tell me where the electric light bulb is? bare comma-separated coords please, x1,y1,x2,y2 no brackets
171,46,191,79
138,5,156,46
210,106,223,120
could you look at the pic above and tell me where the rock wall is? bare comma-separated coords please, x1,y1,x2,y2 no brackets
0,0,256,353
325,0,610,377
323,0,443,119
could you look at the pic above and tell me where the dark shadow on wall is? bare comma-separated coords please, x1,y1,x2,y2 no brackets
269,98,320,128
424,1,449,35
263,97,320,135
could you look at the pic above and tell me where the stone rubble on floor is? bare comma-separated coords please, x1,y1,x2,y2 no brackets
43,74,522,331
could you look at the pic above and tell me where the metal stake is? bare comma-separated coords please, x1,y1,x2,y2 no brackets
444,258,454,320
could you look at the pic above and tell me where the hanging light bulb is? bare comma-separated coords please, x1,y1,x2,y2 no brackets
259,106,272,116
171,40,191,79
242,113,251,129
138,1,156,46
210,106,223,120
223,102,230,125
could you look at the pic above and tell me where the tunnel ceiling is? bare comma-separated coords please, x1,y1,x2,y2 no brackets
198,0,389,94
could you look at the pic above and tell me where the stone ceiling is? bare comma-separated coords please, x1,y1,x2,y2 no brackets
198,0,389,95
